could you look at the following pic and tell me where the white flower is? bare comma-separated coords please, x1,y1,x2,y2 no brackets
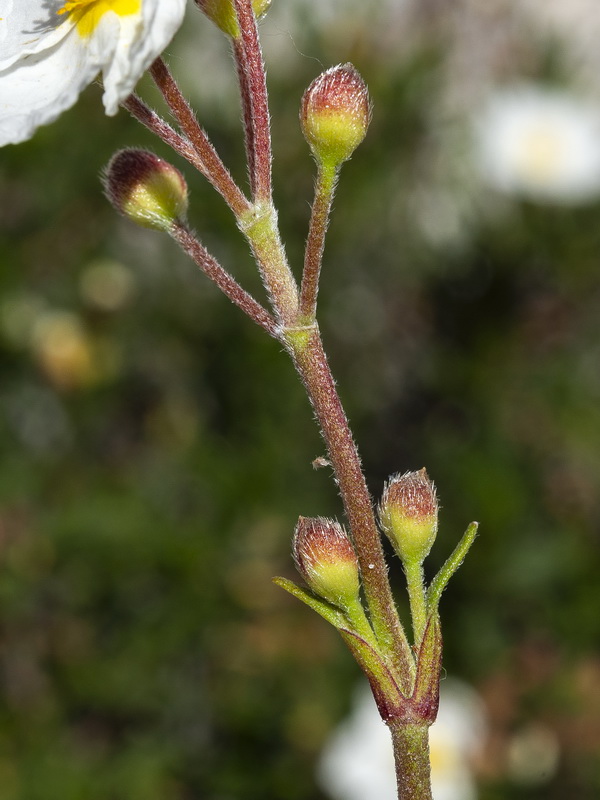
0,0,186,146
318,679,486,800
474,84,600,204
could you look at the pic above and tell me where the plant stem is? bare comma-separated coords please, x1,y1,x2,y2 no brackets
232,37,256,193
300,162,338,320
170,222,278,336
405,561,428,646
232,0,272,202
124,95,213,179
284,323,414,689
389,722,433,800
149,58,250,218
240,203,300,326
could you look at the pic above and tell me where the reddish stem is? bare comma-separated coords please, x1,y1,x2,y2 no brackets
231,0,272,201
232,37,256,193
286,324,414,688
149,58,250,218
171,223,278,337
123,95,203,172
300,164,338,320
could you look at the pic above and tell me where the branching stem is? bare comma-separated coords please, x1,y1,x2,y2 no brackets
171,222,278,337
149,58,250,218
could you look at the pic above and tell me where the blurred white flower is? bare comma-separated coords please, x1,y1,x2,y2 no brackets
506,722,560,787
474,85,600,204
318,679,486,800
0,0,186,146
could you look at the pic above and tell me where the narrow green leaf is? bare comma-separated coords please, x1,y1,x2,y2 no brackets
272,576,348,629
426,521,478,611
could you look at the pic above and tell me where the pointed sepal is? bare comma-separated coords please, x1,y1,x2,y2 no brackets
427,522,478,613
272,576,348,630
411,612,443,724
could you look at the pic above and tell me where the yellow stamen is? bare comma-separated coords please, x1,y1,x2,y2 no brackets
57,0,141,38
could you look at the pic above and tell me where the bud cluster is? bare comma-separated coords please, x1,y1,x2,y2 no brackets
292,516,360,609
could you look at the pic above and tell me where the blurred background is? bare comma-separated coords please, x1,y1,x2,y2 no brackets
1,0,600,797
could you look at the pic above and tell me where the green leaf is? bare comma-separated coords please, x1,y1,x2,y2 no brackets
272,576,348,630
426,522,478,611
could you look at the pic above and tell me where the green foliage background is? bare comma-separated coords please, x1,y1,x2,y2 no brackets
1,4,600,798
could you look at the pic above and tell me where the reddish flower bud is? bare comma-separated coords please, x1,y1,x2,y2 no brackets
300,63,372,169
379,469,438,566
293,516,360,609
103,149,188,233
195,0,272,39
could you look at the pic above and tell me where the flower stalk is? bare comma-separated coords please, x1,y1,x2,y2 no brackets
300,162,338,320
231,0,273,201
149,58,251,217
390,723,433,800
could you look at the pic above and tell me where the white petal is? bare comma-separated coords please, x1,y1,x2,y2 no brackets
0,18,118,146
0,0,74,70
100,0,187,115
0,0,187,145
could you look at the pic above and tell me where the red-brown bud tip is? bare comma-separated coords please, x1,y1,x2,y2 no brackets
379,469,439,565
300,63,372,168
293,516,360,608
103,149,188,233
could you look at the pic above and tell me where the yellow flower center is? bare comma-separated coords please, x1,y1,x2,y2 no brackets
57,0,141,38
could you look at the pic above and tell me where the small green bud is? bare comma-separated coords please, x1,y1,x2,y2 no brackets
292,516,360,609
300,63,372,169
195,0,272,39
379,469,438,566
103,149,188,233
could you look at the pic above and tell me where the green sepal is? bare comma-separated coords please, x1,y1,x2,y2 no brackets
426,521,478,612
339,629,408,722
411,612,442,724
273,576,348,630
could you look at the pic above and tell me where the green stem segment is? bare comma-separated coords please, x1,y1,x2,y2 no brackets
389,723,433,800
404,561,428,647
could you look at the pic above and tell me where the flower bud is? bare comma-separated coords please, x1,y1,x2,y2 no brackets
103,149,188,233
300,63,371,169
292,516,360,609
379,469,438,566
195,0,272,39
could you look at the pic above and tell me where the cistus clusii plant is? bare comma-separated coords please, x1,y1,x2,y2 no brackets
0,2,478,798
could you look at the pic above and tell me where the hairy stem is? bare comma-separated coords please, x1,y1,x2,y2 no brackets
389,723,433,800
124,95,210,178
240,204,300,326
150,58,250,218
405,561,428,647
232,0,273,201
232,37,257,194
171,222,278,336
300,162,338,320
284,323,414,689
